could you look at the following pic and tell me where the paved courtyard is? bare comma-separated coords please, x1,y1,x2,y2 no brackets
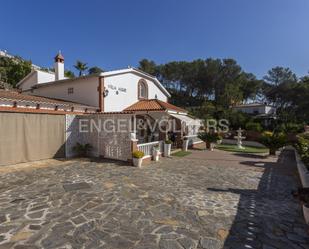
0,148,308,249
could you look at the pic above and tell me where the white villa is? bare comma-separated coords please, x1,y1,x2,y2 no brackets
0,52,202,166
15,53,201,150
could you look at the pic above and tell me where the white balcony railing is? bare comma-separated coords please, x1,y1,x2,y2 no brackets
137,141,164,156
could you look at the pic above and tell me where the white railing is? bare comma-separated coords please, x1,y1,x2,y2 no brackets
137,141,163,156
183,135,198,139
183,134,202,146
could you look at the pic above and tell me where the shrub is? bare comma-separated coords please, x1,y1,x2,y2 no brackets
198,132,220,143
245,122,262,132
260,131,286,155
277,123,304,134
164,139,172,144
296,134,309,167
73,143,93,157
132,150,145,159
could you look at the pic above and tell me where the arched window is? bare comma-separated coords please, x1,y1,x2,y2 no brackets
138,79,148,99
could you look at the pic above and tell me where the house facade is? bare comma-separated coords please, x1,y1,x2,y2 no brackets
13,52,202,163
18,53,170,113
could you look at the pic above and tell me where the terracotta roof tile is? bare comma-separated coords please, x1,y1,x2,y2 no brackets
124,99,187,113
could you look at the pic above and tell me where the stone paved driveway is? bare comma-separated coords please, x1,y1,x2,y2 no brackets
0,148,308,249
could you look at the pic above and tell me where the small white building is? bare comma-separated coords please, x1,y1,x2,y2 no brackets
232,103,276,116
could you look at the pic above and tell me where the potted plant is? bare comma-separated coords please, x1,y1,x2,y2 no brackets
217,134,223,145
182,137,189,151
152,145,160,161
260,131,286,156
72,143,93,157
164,139,172,157
132,150,144,168
198,132,219,151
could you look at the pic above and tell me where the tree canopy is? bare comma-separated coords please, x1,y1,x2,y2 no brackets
139,58,262,108
0,56,32,87
88,66,104,75
138,58,309,124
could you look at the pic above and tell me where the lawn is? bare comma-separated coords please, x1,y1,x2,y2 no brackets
172,151,192,157
216,144,269,154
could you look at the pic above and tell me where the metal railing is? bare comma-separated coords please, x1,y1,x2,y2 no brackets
137,141,164,156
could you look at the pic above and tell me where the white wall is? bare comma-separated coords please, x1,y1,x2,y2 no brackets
54,62,64,81
104,73,168,112
65,114,133,161
26,71,170,112
31,77,99,107
20,72,38,91
265,106,276,115
37,71,55,84
234,106,274,115
20,71,55,91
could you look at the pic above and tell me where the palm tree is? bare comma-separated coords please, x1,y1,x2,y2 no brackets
74,60,88,76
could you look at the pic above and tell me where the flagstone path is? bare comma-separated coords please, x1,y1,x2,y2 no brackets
0,148,307,249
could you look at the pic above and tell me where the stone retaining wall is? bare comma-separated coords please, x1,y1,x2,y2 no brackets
294,149,309,188
294,149,309,224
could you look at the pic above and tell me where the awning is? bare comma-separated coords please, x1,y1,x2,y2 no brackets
169,113,201,126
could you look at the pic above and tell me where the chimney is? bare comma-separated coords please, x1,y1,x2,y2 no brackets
54,51,64,81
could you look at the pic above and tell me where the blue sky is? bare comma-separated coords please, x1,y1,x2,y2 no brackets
1,0,308,78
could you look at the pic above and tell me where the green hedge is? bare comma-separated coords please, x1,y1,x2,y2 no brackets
296,133,309,168
245,122,263,132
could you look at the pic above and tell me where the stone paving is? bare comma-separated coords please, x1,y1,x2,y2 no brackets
0,148,308,249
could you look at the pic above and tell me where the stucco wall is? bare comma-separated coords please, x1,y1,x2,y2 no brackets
20,71,56,91
37,71,55,84
27,72,169,112
104,73,168,112
32,77,99,107
66,114,133,161
20,72,38,91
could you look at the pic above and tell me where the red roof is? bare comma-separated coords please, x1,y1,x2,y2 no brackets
124,99,187,113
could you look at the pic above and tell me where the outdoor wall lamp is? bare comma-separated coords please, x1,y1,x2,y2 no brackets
103,89,109,97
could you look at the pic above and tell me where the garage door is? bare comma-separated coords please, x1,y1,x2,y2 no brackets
0,113,65,166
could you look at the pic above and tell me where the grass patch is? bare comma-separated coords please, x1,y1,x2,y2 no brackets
172,151,192,157
216,144,268,154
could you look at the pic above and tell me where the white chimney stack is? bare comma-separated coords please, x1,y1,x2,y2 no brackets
54,51,64,81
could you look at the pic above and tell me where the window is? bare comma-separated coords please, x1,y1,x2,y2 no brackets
68,87,74,95
138,79,148,99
